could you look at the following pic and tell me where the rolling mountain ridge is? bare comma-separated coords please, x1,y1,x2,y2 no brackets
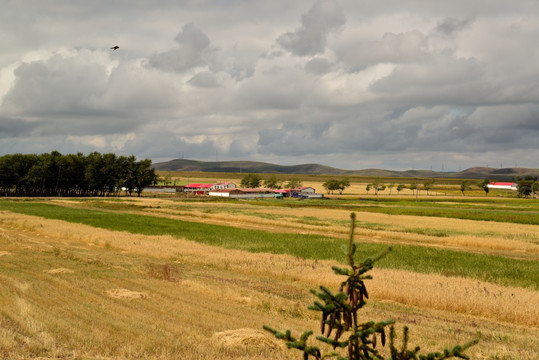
152,159,539,180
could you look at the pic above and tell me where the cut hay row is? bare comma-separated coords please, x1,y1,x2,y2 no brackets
0,212,537,359
1,202,538,289
1,212,538,327
50,197,539,259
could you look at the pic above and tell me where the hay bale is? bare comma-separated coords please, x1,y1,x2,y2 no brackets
213,328,283,351
44,268,74,274
106,288,148,300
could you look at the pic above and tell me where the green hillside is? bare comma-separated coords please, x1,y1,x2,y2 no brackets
152,159,539,180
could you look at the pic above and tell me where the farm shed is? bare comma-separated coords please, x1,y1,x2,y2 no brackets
184,183,213,195
290,186,324,199
212,182,237,190
209,188,279,199
487,182,518,190
143,186,183,193
208,189,244,197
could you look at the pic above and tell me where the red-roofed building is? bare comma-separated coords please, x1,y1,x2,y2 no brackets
184,183,213,195
487,182,518,190
212,182,237,190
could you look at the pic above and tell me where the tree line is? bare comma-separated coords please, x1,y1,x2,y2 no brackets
0,151,158,197
240,174,304,189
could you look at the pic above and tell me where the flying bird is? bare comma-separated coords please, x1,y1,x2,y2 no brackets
110,46,119,51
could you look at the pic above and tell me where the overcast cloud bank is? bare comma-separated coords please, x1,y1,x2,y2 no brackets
1,0,538,171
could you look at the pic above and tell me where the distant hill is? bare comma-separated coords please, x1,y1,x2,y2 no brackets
152,159,539,180
152,159,350,175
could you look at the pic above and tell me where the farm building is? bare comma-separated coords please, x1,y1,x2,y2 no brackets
184,183,214,195
209,186,324,199
143,186,184,193
290,186,323,199
208,188,279,199
212,182,237,190
275,187,323,199
487,182,518,190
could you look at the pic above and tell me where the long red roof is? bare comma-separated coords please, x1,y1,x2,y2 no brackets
185,183,213,188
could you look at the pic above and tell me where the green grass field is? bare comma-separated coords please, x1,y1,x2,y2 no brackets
243,197,539,225
1,200,537,290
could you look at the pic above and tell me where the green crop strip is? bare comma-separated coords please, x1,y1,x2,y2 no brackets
246,198,539,225
1,200,537,289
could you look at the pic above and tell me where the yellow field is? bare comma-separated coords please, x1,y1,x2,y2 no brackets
81,197,537,260
156,173,492,197
1,197,538,359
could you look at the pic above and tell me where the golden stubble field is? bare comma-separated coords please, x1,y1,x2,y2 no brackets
1,197,538,359
102,196,539,261
160,174,487,197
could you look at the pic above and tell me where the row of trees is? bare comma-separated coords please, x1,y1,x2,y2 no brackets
240,175,538,198
240,174,303,189
364,177,538,198
0,151,158,197
322,179,350,194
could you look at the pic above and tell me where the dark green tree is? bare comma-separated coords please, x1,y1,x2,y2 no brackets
264,175,282,189
323,179,341,194
116,155,134,196
286,178,303,189
396,184,406,194
423,180,435,196
515,176,538,198
337,178,351,195
409,183,417,196
479,179,490,196
27,152,60,196
240,173,262,188
460,181,470,196
0,151,156,197
56,153,87,196
133,159,158,196
264,213,478,360
371,178,386,195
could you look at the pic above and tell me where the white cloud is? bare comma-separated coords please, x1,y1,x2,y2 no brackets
277,0,345,56
149,23,212,73
0,0,538,171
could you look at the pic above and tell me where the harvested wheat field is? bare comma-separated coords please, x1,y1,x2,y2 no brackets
0,196,538,359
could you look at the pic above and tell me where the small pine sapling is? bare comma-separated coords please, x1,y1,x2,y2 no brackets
264,213,478,360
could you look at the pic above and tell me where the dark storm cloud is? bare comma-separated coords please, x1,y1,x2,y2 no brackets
370,54,486,106
0,117,32,137
1,48,181,139
1,0,539,170
257,121,333,156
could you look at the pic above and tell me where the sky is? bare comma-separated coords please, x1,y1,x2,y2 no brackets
1,0,538,171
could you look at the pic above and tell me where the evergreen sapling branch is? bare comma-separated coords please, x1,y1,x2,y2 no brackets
263,212,478,359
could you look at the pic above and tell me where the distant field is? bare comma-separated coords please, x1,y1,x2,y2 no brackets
0,196,538,359
0,200,537,289
250,198,539,225
155,170,524,197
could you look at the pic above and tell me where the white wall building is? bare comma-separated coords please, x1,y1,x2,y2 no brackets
487,182,518,190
